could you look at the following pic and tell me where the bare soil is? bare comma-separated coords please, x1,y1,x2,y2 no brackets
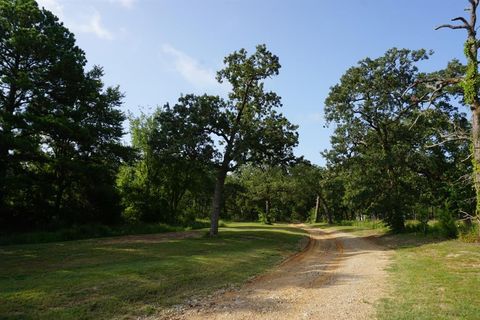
161,226,392,320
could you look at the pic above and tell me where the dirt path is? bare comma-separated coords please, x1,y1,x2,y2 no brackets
163,227,392,320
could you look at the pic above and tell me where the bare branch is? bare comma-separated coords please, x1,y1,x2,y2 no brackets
452,16,470,26
435,24,469,30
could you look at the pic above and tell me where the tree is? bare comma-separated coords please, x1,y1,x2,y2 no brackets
118,107,215,224
435,0,480,225
324,48,465,231
0,0,130,229
206,45,298,235
150,46,298,235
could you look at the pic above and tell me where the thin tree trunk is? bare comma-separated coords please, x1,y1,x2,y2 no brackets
314,195,320,223
0,81,18,211
321,197,332,224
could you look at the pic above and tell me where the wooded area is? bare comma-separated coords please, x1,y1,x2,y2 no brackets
2,1,480,319
1,0,479,240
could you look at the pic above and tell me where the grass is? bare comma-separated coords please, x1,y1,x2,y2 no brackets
312,219,389,236
313,221,480,320
0,220,213,245
377,235,480,320
0,222,306,319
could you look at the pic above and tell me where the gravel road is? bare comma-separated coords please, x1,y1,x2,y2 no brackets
162,226,392,320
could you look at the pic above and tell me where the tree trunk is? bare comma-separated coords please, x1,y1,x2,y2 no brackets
314,195,320,223
472,108,480,216
323,199,333,224
209,167,228,236
0,83,18,212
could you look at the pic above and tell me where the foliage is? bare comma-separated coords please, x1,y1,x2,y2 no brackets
0,0,131,230
117,112,214,224
437,204,458,238
119,46,299,235
223,162,324,223
323,48,473,232
461,38,480,105
458,222,480,242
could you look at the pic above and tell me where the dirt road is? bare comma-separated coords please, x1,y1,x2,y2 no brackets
164,227,392,320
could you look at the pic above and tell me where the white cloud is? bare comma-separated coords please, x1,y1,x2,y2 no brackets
36,1,115,41
161,44,219,90
36,0,65,19
107,0,137,9
77,11,114,40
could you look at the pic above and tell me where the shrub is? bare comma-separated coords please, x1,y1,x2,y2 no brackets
437,208,458,238
458,221,480,243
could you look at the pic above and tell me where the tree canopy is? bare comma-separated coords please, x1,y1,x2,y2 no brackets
0,0,131,229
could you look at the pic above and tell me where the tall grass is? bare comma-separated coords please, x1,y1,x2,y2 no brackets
335,219,386,229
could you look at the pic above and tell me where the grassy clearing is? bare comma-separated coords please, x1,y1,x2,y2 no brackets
312,220,388,237
314,222,480,320
0,220,213,245
0,222,306,319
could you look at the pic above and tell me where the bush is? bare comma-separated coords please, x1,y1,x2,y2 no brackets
437,208,458,238
258,211,273,225
458,222,480,243
308,208,318,224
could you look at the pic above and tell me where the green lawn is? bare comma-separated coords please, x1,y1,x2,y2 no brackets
377,235,480,320
313,222,480,320
0,223,306,319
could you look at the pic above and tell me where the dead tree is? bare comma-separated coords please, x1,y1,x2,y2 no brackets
434,0,480,225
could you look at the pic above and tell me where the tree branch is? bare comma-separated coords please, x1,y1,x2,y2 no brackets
435,24,469,31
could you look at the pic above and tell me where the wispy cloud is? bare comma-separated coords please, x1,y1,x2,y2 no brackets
36,0,65,19
36,0,115,40
77,11,114,40
161,44,220,90
107,0,137,9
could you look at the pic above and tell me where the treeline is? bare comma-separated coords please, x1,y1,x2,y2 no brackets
0,0,132,231
1,0,479,238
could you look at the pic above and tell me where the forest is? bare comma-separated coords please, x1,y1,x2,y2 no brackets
1,0,478,239
1,1,480,319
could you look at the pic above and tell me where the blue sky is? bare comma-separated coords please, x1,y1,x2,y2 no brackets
37,0,467,165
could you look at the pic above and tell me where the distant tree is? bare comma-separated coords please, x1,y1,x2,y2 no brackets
288,162,328,223
118,107,215,224
222,162,327,224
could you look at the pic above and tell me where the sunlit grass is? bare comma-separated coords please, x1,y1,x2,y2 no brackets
0,223,306,319
314,221,480,320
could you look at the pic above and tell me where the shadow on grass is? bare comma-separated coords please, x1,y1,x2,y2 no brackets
314,223,449,250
